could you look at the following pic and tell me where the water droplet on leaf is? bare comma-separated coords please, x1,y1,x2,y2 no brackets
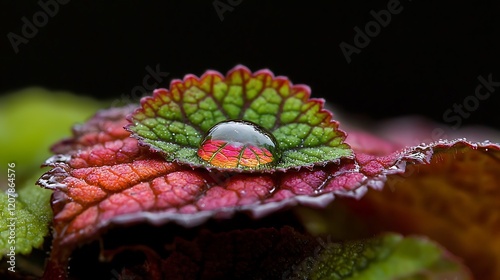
197,120,281,169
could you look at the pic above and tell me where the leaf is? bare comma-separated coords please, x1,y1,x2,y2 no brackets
0,173,52,257
126,65,352,171
293,233,470,280
335,140,500,280
101,227,470,280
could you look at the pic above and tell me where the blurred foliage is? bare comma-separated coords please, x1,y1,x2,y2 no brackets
297,233,469,280
0,88,105,257
0,88,106,175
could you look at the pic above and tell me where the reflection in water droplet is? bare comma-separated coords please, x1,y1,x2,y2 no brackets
197,120,281,169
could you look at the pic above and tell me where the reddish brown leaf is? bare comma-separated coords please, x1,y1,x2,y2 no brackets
299,137,500,280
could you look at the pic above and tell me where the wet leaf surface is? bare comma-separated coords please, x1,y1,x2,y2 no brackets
126,65,352,171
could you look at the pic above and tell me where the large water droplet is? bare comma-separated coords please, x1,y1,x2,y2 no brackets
197,120,281,169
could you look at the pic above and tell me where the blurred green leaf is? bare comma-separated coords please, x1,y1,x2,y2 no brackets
0,87,105,175
293,233,470,280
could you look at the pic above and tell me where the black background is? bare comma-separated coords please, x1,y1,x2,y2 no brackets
2,1,499,129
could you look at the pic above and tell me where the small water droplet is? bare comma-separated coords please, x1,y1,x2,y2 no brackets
197,120,281,169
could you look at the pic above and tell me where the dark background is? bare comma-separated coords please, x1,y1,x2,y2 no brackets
2,1,499,129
